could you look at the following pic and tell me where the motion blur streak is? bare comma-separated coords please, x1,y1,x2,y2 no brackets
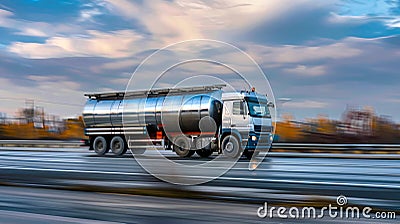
0,147,398,223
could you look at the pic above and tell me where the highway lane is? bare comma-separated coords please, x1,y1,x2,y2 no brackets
0,147,399,210
0,186,262,224
1,186,398,224
0,147,398,223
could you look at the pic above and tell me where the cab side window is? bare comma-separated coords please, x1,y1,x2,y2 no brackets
233,101,245,115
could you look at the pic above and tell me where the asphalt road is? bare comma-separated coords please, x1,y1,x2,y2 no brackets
0,147,398,223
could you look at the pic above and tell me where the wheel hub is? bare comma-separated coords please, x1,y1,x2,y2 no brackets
114,142,121,150
96,142,103,150
225,142,234,153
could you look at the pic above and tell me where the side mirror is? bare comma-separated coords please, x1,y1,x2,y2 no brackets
241,100,247,119
267,102,275,108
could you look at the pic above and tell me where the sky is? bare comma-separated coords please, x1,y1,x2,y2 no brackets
0,0,399,121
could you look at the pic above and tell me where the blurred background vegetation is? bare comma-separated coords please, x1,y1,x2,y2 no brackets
0,105,399,143
0,106,84,140
276,107,400,143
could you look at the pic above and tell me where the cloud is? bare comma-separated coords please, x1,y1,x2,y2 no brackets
327,13,391,24
254,36,394,86
79,7,102,22
0,49,119,93
104,0,202,42
336,0,399,18
98,59,138,70
15,27,48,37
0,9,81,38
387,17,400,27
109,76,131,85
284,65,326,76
79,0,108,22
238,0,400,45
4,0,393,61
245,38,362,68
8,30,145,59
0,8,12,17
102,0,329,44
284,100,329,109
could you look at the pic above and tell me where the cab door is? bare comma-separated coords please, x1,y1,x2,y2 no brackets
222,101,233,129
222,100,249,132
231,100,250,133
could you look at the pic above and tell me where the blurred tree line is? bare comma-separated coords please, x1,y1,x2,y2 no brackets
0,105,86,140
0,106,399,143
275,108,400,143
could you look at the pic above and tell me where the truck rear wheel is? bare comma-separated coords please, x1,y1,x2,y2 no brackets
110,136,127,156
173,136,194,158
93,136,109,156
221,135,242,158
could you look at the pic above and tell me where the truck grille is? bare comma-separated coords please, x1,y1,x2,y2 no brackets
254,125,272,133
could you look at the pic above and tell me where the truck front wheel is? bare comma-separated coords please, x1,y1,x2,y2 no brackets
221,135,242,158
93,136,109,156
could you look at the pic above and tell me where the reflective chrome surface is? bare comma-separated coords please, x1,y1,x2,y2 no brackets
83,92,222,134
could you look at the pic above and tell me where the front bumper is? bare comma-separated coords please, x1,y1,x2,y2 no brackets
245,132,273,150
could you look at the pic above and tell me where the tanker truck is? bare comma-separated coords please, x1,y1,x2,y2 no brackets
82,84,274,159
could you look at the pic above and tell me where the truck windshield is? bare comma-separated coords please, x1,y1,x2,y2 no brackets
247,100,271,118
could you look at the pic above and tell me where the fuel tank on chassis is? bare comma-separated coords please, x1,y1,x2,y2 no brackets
83,93,222,134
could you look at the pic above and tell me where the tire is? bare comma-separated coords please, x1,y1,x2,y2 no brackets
110,136,127,156
196,149,213,158
243,150,260,160
221,135,242,158
173,136,194,158
93,136,109,156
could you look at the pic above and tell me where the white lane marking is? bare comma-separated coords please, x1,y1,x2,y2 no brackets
0,157,85,163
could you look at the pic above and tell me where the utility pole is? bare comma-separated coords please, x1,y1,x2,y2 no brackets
34,106,45,129
24,99,35,123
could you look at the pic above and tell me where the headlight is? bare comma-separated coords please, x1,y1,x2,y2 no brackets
251,136,257,141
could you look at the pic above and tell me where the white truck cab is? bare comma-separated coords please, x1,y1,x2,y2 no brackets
220,91,274,159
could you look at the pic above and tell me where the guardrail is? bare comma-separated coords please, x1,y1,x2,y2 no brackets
0,140,83,148
271,143,400,153
0,140,399,153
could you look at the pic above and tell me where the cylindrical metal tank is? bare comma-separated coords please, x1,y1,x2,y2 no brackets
83,92,222,134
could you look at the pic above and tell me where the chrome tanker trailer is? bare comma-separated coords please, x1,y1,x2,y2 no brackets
82,84,273,159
